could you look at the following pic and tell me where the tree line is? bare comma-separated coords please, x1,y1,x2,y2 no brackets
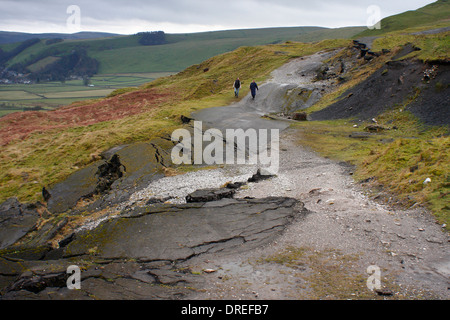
137,31,166,46
0,38,40,65
1,45,98,84
29,49,99,82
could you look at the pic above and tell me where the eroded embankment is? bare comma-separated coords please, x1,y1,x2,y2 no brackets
310,57,450,127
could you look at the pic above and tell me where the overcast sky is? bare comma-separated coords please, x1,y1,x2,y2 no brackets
0,0,437,34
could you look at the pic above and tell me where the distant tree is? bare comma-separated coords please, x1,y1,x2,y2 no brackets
0,38,40,65
83,76,90,86
45,38,63,45
29,49,99,82
137,31,166,46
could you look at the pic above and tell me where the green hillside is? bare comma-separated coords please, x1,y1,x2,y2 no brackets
1,26,364,75
0,26,364,113
0,31,121,45
358,0,450,36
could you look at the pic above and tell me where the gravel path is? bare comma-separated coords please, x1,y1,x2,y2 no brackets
117,52,449,299
188,131,449,299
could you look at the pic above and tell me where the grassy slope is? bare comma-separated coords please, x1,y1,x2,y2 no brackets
0,31,121,45
372,32,450,62
295,111,449,229
3,27,363,74
0,39,349,204
297,31,449,228
357,0,450,37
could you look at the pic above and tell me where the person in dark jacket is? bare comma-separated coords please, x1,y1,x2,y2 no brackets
233,78,241,97
250,80,259,100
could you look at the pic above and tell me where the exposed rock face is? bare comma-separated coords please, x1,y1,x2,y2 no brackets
0,196,306,299
91,154,126,196
292,112,308,121
180,115,193,124
310,43,450,126
247,169,275,183
0,198,41,250
64,197,302,261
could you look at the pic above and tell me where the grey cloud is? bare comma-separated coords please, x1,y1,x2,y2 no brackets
0,0,437,34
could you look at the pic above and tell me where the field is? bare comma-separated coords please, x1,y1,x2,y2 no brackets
0,72,174,116
0,26,365,116
90,27,365,74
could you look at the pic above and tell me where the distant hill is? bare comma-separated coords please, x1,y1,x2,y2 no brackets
357,0,450,36
0,31,121,45
0,26,364,81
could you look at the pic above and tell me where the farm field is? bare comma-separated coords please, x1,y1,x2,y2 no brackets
0,72,173,116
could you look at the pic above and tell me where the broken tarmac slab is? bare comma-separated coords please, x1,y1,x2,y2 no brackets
0,196,306,299
63,197,305,261
186,188,236,203
0,198,42,250
45,140,173,214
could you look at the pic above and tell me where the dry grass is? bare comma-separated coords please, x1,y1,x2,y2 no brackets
293,110,449,229
0,39,351,204
260,246,406,300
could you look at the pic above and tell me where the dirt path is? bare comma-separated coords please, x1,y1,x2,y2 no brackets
192,50,339,132
182,51,450,300
185,131,449,299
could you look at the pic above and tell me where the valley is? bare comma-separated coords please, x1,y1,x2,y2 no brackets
0,26,364,115
0,72,174,116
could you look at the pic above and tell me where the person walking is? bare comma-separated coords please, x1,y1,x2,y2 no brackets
233,78,241,97
250,80,259,100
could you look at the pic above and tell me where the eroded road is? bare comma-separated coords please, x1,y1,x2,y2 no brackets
1,50,448,300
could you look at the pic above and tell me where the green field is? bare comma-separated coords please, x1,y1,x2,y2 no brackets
2,26,367,75
0,26,366,116
0,72,175,115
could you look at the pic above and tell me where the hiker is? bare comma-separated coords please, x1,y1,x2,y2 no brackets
233,78,241,97
250,80,259,100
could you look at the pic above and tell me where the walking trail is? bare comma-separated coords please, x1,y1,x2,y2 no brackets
2,50,447,300
119,50,449,299
183,50,449,299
